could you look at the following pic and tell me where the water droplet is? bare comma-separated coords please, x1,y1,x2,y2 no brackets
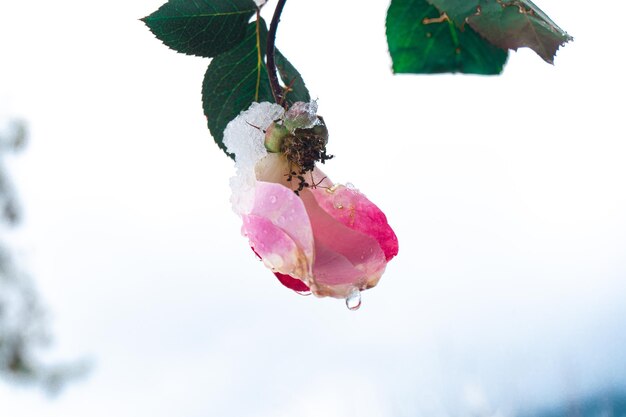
345,288,361,311
269,195,277,204
277,215,286,224
346,182,356,190
334,201,344,209
296,290,312,296
326,184,341,194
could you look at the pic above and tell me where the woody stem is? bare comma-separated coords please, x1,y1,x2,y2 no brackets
266,0,287,105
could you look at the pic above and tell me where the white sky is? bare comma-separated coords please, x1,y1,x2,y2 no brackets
1,0,625,416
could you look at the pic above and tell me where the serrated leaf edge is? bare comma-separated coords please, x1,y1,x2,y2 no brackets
471,0,573,63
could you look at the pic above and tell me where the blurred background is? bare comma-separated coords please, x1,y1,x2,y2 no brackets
1,0,625,415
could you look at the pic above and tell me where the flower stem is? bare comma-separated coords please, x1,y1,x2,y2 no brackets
266,0,287,106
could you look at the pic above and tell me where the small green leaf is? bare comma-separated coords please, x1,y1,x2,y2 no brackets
386,0,508,75
142,0,257,58
202,19,273,156
468,0,573,64
275,50,311,105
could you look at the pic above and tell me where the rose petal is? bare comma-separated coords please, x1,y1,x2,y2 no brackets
310,243,380,297
251,248,311,293
309,185,399,261
242,214,309,278
250,181,314,267
274,272,311,293
300,189,388,297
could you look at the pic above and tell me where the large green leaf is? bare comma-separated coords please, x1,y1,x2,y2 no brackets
142,0,257,58
275,49,311,105
468,0,573,64
386,0,508,75
202,19,310,157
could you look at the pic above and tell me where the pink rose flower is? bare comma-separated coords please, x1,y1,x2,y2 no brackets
223,102,398,305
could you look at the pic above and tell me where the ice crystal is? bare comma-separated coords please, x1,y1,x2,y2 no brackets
223,102,284,214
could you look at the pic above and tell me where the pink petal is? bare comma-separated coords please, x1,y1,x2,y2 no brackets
250,181,315,266
242,214,309,277
244,181,316,292
274,272,311,293
308,185,399,261
251,248,311,293
300,189,388,298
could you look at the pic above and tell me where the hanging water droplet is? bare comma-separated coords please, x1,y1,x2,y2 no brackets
296,290,312,296
269,195,277,204
345,288,361,311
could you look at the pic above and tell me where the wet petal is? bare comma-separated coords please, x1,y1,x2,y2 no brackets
242,214,308,278
250,181,314,267
251,248,311,293
274,272,311,293
309,185,399,261
310,243,383,298
300,189,388,298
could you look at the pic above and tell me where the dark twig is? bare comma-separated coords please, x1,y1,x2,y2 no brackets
266,0,287,106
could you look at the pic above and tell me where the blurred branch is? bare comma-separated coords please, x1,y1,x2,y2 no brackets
0,119,86,392
0,120,27,225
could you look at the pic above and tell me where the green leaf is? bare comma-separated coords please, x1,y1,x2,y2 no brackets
142,0,257,58
202,19,273,156
386,0,508,75
275,49,311,105
468,0,573,64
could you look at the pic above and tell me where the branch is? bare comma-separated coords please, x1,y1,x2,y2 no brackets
266,0,287,106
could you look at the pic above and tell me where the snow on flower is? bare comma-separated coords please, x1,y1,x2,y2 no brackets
223,102,398,303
